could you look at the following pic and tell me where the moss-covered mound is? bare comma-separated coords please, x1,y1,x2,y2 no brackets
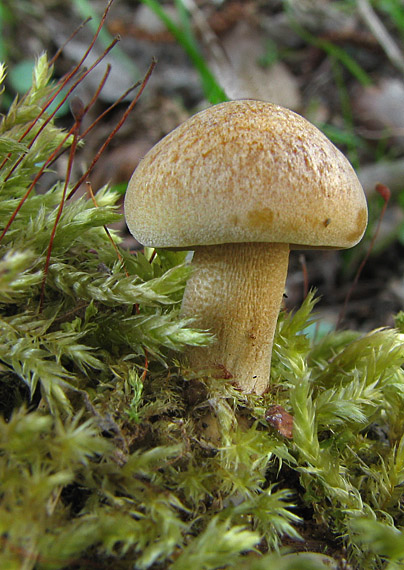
2,55,404,570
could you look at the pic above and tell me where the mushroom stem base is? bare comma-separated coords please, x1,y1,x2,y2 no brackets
180,242,290,394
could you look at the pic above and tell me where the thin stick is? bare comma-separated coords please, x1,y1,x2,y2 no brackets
0,123,79,242
80,79,142,139
86,181,129,277
0,0,116,176
337,183,391,328
358,0,404,75
22,0,116,139
83,63,112,114
2,37,120,184
2,37,118,180
40,65,113,172
0,65,114,242
299,253,309,299
39,101,85,310
67,58,157,200
44,74,141,171
48,17,92,67
140,350,149,383
0,59,154,243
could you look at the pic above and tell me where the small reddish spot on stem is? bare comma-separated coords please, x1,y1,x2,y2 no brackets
214,364,233,379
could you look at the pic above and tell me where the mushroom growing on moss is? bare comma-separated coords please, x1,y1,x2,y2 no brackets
124,100,368,395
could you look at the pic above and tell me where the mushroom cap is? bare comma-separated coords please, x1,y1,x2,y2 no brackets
124,100,367,250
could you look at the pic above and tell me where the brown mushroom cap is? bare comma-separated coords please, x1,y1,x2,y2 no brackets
125,100,367,250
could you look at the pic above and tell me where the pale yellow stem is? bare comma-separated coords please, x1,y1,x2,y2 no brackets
180,242,290,394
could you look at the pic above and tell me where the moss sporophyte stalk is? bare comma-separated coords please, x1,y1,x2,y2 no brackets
2,9,404,570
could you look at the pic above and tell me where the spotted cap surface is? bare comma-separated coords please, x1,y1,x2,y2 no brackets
124,100,367,250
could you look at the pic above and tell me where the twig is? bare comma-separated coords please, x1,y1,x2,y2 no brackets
0,0,120,183
39,99,84,311
358,0,404,75
337,183,391,328
45,76,141,171
48,17,92,67
66,58,157,200
24,0,115,143
86,181,129,277
299,254,309,300
0,61,114,242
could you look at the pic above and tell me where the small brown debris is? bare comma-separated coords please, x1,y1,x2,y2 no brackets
265,404,294,439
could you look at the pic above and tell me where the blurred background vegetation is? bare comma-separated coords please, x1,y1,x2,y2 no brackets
4,0,404,331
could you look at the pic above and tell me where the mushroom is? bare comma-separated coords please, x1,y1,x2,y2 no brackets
124,100,368,395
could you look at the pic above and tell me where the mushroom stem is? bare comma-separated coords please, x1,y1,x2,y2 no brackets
180,242,290,394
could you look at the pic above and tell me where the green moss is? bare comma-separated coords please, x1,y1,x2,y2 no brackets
2,54,404,570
